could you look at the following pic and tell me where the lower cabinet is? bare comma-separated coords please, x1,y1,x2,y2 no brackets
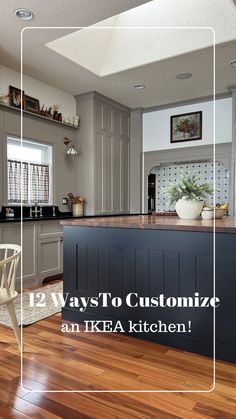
37,221,63,283
38,236,63,282
0,220,63,288
0,222,37,285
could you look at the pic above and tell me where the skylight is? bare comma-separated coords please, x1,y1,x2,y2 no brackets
45,0,236,77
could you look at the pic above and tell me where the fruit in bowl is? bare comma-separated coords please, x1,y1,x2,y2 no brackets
214,203,228,219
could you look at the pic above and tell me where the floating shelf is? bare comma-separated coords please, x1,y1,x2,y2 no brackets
0,103,79,129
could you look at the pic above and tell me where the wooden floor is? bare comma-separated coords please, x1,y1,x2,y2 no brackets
0,313,236,417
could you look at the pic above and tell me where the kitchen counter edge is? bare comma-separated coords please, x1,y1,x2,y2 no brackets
60,215,236,233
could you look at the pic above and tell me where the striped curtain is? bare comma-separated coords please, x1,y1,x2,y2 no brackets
8,160,28,203
30,163,49,204
8,160,50,204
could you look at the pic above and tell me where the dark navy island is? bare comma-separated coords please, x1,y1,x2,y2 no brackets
61,215,236,363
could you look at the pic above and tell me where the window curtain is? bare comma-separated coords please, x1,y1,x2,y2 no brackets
8,160,28,203
30,163,49,204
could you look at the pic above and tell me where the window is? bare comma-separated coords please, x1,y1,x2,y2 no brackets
7,137,52,205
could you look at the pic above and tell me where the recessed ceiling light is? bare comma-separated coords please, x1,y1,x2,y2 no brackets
176,73,192,80
15,8,34,21
133,84,145,90
230,59,236,67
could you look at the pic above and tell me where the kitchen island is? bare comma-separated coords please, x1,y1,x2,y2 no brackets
61,215,236,363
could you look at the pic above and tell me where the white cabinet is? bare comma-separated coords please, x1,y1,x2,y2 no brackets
37,220,63,283
95,132,129,214
94,131,112,214
103,134,112,213
94,131,103,213
103,105,112,133
37,220,63,238
0,222,37,285
77,92,130,215
111,136,129,214
95,101,103,131
94,101,112,133
0,220,63,288
38,236,63,282
93,96,129,215
121,112,129,138
112,109,121,136
112,137,122,213
121,139,129,212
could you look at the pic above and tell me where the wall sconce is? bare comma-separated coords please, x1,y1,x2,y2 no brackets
63,137,78,155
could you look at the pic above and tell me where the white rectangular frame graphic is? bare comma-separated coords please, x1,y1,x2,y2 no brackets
20,26,216,393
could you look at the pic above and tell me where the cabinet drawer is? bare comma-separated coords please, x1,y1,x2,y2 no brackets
38,221,63,238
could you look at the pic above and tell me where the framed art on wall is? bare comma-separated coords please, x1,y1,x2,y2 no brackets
170,111,202,143
24,94,40,114
9,85,24,109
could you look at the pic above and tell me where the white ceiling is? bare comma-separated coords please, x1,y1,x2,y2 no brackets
0,0,150,68
1,0,236,109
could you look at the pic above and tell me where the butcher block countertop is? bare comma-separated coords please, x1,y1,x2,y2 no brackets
60,215,236,233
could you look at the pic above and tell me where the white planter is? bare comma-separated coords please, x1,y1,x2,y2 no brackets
175,198,204,220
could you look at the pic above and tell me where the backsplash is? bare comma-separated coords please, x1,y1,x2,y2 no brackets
152,161,229,212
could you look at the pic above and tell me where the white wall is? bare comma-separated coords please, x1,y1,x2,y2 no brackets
143,98,232,152
0,64,76,119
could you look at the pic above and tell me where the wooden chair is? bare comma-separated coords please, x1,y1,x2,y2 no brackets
0,244,22,349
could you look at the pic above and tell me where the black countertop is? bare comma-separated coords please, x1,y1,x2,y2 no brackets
0,214,75,223
0,205,75,223
0,205,147,223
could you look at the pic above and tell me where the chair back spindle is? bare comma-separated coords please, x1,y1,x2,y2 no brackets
0,244,22,350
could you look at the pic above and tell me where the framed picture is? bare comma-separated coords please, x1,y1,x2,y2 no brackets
24,94,40,114
170,111,202,143
9,86,24,109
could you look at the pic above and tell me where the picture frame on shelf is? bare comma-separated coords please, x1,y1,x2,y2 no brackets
9,85,24,109
170,111,202,143
24,94,40,114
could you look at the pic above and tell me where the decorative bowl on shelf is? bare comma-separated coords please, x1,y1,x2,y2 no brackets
201,207,213,220
214,208,225,219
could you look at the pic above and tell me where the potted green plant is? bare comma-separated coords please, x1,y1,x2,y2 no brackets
163,172,214,220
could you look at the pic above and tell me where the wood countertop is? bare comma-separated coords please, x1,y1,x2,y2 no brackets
60,215,236,233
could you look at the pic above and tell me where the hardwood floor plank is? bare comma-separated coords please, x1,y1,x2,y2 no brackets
0,404,31,419
193,402,236,418
22,393,90,419
0,309,236,418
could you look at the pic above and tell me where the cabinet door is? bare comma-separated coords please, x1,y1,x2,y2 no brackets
38,236,63,281
112,109,121,136
94,131,103,213
94,101,103,131
103,105,112,133
121,139,129,212
103,134,112,213
120,113,129,138
95,102,112,133
95,132,112,214
112,137,122,213
0,222,37,285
